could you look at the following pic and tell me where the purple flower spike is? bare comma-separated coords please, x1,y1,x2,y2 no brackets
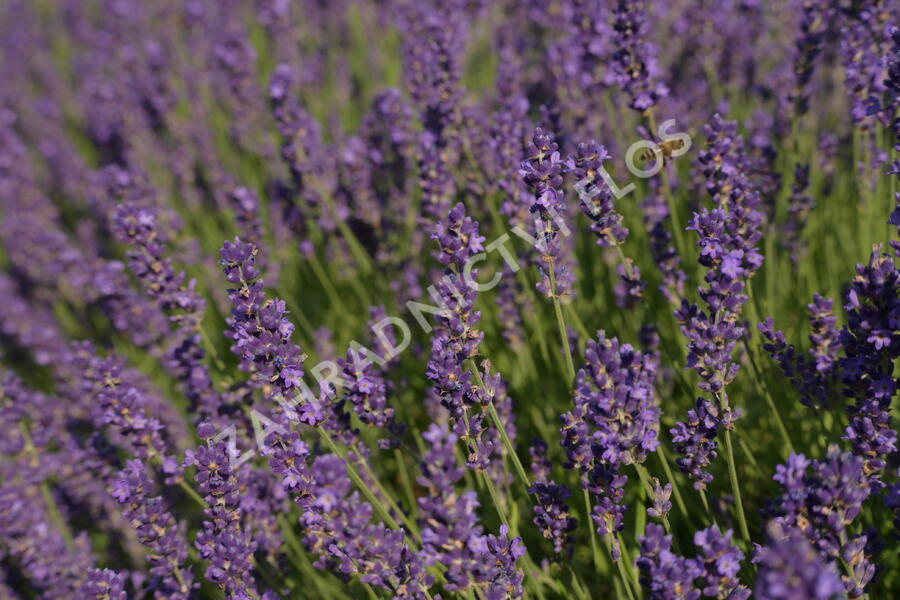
753,524,845,600
528,439,577,555
112,460,193,599
636,523,702,600
670,398,720,490
520,127,575,299
611,0,669,112
220,238,310,407
82,569,128,600
186,433,260,599
693,526,750,599
759,293,841,411
839,248,900,481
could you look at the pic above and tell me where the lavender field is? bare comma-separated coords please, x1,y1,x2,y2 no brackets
2,1,899,598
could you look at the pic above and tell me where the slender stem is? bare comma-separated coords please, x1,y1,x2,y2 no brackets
354,451,420,535
308,254,351,315
616,532,641,595
699,488,717,526
723,427,751,545
482,469,511,529
605,536,637,600
548,267,576,382
178,478,208,508
583,489,605,576
467,359,534,492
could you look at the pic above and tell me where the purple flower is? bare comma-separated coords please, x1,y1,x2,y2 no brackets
839,248,899,479
758,294,842,411
670,398,720,490
647,478,672,520
574,332,660,466
82,569,128,600
339,345,393,428
520,127,575,299
693,526,750,599
185,432,260,599
636,523,702,599
426,203,485,418
560,332,659,552
112,460,193,598
789,0,835,116
528,438,577,555
610,0,669,112
220,239,310,405
753,524,845,600
113,201,222,422
768,448,871,562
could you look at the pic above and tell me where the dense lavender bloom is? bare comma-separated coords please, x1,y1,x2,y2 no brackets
0,376,95,598
693,526,750,599
113,202,222,422
481,524,527,600
520,127,574,298
767,448,874,596
759,294,841,410
675,229,746,395
560,332,658,553
673,115,764,490
809,294,842,372
339,345,392,428
570,140,646,308
636,523,702,599
570,141,625,248
839,248,899,479
426,203,485,418
670,398,720,490
753,524,845,600
220,239,311,408
417,424,524,597
574,332,660,465
227,185,266,262
417,424,486,590
81,353,179,471
82,569,128,600
186,426,260,599
789,0,835,116
840,5,890,127
400,0,467,220
111,460,193,599
527,438,577,555
302,453,432,597
610,0,669,111
268,64,336,233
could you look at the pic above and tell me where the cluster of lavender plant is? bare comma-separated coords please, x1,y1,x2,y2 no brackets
1,1,900,599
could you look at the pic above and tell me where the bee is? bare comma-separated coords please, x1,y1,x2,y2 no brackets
636,138,686,166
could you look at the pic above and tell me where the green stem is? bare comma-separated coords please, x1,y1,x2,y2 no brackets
723,427,751,546
584,489,605,576
308,254,351,315
605,536,637,600
468,360,533,493
548,267,576,382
